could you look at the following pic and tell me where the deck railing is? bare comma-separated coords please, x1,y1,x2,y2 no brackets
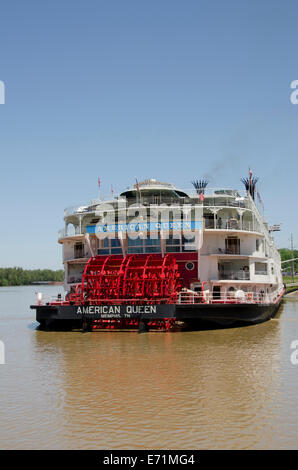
35,288,284,307
218,271,250,280
178,290,282,305
58,227,84,239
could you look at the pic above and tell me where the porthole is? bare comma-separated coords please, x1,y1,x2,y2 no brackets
185,262,195,271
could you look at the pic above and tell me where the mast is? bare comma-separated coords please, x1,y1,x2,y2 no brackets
291,233,295,283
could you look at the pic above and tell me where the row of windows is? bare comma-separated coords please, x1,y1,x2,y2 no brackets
97,236,196,255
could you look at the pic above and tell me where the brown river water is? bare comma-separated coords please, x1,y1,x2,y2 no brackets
0,285,298,450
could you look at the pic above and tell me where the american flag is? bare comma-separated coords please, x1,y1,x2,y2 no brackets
249,168,252,189
98,177,101,189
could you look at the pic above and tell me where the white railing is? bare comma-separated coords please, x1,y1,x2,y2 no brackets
219,271,250,280
34,287,284,307
63,188,251,216
64,204,91,218
58,227,84,239
34,293,65,305
63,252,91,262
178,290,282,305
208,249,251,256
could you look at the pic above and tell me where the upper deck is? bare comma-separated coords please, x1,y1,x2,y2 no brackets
59,180,267,242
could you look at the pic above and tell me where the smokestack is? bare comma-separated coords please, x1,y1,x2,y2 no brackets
240,174,259,200
191,179,209,195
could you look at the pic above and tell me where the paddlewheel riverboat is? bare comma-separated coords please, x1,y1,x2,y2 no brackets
31,175,285,331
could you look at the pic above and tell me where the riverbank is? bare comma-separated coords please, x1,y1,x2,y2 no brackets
0,267,64,287
284,283,298,295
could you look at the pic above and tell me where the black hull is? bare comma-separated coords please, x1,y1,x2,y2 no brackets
31,295,284,330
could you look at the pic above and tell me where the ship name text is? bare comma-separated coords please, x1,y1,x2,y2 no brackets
76,305,157,316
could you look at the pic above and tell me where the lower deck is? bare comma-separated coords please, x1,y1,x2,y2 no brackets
31,289,284,331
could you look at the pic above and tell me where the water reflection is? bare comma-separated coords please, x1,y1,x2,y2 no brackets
1,286,298,449
30,318,282,449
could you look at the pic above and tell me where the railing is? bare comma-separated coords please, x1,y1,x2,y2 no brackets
34,287,284,307
58,227,84,239
209,249,250,256
204,218,261,233
68,277,83,284
178,289,283,305
63,188,251,215
203,198,250,209
64,204,92,218
34,293,65,305
219,271,250,280
63,251,91,262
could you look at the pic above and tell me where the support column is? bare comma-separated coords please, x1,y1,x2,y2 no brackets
236,208,246,231
160,230,166,258
119,233,126,257
209,208,219,229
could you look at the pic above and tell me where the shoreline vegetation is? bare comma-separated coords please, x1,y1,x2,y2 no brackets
0,248,297,287
0,267,64,286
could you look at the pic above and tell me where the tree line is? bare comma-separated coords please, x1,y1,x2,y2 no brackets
0,248,296,286
0,267,64,286
279,248,298,272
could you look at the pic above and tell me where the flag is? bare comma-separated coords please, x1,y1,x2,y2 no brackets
256,187,264,211
249,168,252,190
111,184,114,195
135,178,140,195
199,193,205,202
98,177,101,189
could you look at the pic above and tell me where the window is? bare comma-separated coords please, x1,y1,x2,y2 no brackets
74,242,84,259
225,237,240,254
98,237,110,255
166,234,181,253
98,237,122,255
182,235,196,252
256,239,260,251
255,262,267,275
128,237,143,254
186,262,195,271
145,237,161,253
98,248,109,255
213,285,221,299
111,238,122,254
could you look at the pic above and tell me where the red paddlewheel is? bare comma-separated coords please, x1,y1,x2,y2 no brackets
92,318,176,331
92,319,140,330
75,253,180,305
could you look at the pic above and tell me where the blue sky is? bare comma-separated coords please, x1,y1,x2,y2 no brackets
0,0,297,269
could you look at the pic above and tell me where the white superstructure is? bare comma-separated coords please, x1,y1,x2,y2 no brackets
58,178,284,303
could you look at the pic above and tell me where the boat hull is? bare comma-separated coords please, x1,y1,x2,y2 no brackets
31,295,284,330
